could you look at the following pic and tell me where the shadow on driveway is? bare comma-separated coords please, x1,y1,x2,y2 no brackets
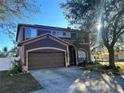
30,67,124,93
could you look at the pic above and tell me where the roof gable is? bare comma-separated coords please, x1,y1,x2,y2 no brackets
21,33,70,46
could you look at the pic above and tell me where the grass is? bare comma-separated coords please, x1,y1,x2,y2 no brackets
100,62,124,72
0,72,42,93
100,61,124,67
82,62,124,75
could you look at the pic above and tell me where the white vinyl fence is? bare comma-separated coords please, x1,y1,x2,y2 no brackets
0,57,13,71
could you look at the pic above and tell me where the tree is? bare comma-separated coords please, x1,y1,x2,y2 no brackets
0,0,40,22
73,32,82,49
0,51,5,57
2,47,8,57
61,0,124,68
0,0,41,41
8,47,17,57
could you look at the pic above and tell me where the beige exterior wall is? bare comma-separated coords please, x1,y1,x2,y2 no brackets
18,47,24,64
117,51,124,60
97,51,124,61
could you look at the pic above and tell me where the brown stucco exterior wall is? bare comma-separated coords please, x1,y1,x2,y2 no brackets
23,35,68,67
25,36,67,51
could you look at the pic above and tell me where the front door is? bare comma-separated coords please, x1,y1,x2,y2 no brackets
69,46,76,65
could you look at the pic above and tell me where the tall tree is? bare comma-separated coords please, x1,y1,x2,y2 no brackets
0,0,41,41
8,47,17,56
0,0,40,22
61,0,124,68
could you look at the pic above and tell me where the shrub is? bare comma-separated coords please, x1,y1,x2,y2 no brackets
78,60,87,67
82,64,122,75
87,61,99,65
8,60,22,76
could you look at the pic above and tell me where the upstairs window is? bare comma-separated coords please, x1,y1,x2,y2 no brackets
63,32,71,38
51,31,71,38
63,32,66,36
57,31,63,37
51,31,57,36
25,28,37,38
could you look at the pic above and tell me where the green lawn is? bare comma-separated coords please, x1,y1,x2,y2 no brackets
99,62,124,72
0,72,42,93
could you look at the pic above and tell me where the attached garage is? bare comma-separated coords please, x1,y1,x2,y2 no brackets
22,34,69,71
28,49,65,70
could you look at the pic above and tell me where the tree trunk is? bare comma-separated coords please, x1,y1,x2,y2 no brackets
108,47,116,68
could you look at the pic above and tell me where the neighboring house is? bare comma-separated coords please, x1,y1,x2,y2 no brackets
115,50,124,61
16,24,91,71
94,50,124,62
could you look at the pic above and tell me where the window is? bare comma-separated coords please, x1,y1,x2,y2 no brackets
63,32,66,36
62,32,71,38
51,31,71,38
65,32,71,38
78,50,86,63
51,31,62,37
25,28,37,38
57,31,63,37
51,31,56,36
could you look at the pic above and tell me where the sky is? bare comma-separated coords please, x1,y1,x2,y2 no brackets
0,0,70,50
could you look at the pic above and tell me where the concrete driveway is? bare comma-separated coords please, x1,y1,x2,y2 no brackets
30,67,124,93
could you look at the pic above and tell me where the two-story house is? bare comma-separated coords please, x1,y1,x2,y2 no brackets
16,24,91,71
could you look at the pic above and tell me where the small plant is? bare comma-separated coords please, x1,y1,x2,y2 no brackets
8,60,22,76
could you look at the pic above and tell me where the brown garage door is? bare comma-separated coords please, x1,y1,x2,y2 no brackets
28,51,65,70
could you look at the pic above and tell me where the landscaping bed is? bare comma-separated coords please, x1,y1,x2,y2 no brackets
0,71,42,93
82,62,124,76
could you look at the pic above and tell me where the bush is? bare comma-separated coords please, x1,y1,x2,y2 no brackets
87,61,99,65
87,61,94,65
8,60,22,76
78,60,87,67
82,64,122,75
